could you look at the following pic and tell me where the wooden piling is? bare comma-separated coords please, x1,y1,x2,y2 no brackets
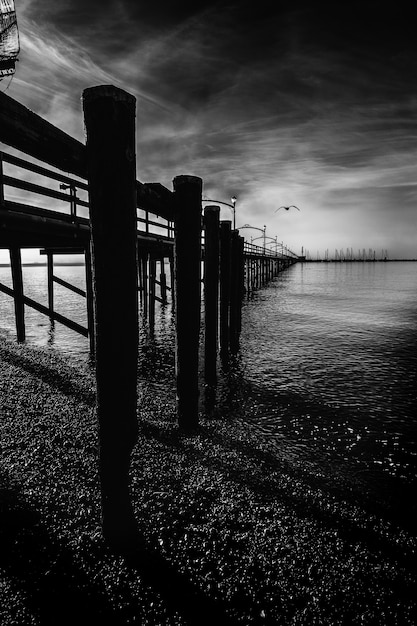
173,175,202,431
9,246,25,342
159,258,167,304
46,251,54,319
169,256,175,311
237,235,245,333
149,255,156,328
203,205,220,386
219,220,232,358
229,230,240,354
83,85,139,546
141,254,148,318
85,243,95,356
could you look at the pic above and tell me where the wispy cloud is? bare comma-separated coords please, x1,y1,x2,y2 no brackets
1,0,416,260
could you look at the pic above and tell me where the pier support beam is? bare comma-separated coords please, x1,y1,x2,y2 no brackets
9,246,25,342
173,175,202,431
85,243,95,356
229,230,240,354
149,255,156,328
83,85,139,547
219,220,232,359
46,251,54,323
203,205,220,386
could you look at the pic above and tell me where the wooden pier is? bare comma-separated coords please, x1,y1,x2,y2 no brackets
0,85,299,544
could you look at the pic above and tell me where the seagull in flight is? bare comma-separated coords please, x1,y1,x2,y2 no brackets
275,205,300,212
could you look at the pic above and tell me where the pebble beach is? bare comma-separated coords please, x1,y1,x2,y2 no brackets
0,334,416,625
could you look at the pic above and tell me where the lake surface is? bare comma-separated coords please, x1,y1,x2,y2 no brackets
1,261,416,527
233,261,417,528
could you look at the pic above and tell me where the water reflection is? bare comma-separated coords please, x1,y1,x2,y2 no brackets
224,262,417,528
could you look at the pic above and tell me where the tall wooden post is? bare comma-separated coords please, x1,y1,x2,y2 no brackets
141,254,148,318
9,246,25,342
149,255,156,328
219,220,232,358
238,235,245,333
46,251,54,319
85,243,95,356
229,230,240,354
203,205,220,386
173,175,202,431
83,85,139,546
0,152,4,207
169,255,175,311
159,258,167,304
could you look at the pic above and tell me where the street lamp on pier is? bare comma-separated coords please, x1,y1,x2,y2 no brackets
203,196,237,230
237,223,267,250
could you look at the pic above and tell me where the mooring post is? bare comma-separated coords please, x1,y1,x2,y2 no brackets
229,230,240,354
137,254,143,307
0,152,4,206
83,85,139,546
9,246,25,342
141,254,148,318
159,258,167,304
219,220,232,358
169,255,175,311
149,255,156,328
85,243,95,356
238,235,245,332
46,251,54,319
203,205,220,386
173,175,202,431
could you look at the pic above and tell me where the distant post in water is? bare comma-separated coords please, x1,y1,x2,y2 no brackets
173,175,202,431
203,205,220,386
83,85,139,546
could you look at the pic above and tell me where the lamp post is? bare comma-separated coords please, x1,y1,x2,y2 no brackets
203,196,237,230
236,223,267,250
251,226,268,250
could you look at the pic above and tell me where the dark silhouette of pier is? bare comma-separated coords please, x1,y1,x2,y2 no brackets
0,85,299,544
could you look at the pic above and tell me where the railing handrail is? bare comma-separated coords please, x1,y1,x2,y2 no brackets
0,147,174,241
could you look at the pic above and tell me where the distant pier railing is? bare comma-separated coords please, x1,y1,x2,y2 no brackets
0,86,299,545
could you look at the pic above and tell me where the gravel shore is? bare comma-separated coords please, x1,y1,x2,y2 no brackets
1,334,416,625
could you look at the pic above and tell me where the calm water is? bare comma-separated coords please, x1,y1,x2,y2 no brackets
1,261,416,525
233,262,417,525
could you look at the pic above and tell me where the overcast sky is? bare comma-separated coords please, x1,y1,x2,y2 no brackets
1,0,416,260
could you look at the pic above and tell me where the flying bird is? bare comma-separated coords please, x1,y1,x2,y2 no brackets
275,205,300,212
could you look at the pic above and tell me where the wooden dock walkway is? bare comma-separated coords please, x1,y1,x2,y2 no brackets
0,85,299,544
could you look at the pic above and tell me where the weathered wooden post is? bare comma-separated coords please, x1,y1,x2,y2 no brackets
203,205,220,386
83,85,139,546
159,258,167,304
149,255,156,328
9,246,25,342
85,243,95,356
46,251,54,319
219,220,232,358
169,255,175,311
141,254,148,318
173,175,202,431
229,230,240,354
238,235,245,332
